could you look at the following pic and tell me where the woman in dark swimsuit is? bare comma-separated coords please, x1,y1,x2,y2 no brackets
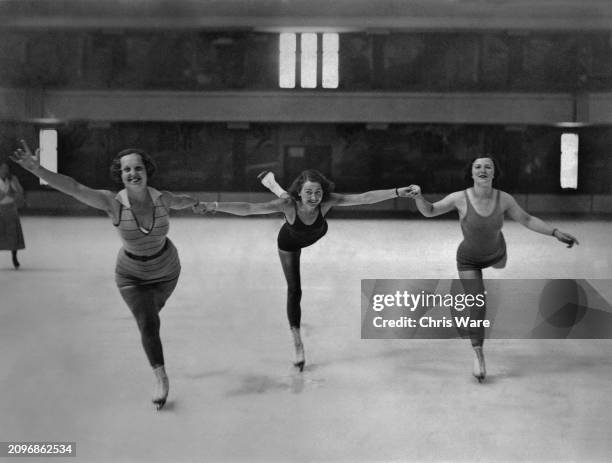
195,169,414,371
409,156,579,383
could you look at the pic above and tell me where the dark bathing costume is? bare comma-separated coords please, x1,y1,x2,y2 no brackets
456,188,506,271
277,201,328,252
276,200,329,330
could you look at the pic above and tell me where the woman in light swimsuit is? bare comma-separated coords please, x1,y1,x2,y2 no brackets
409,156,578,382
12,140,198,409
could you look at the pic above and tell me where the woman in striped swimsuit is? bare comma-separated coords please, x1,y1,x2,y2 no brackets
408,156,579,382
194,169,415,371
11,140,198,410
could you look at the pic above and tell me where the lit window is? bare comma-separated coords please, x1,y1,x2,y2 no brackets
560,133,578,189
322,33,339,89
300,33,318,88
279,33,296,89
39,128,58,185
279,32,339,89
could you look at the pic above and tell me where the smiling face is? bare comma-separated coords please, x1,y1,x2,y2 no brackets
299,181,323,207
471,157,495,183
120,153,148,189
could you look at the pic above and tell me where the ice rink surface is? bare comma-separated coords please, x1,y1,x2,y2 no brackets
1,215,611,462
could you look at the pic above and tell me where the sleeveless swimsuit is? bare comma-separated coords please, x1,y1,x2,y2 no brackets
277,202,328,252
456,189,506,271
113,187,181,287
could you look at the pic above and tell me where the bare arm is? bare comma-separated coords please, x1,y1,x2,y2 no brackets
327,189,394,207
11,140,115,212
161,191,199,210
504,192,579,247
410,185,460,217
194,198,291,216
327,186,420,207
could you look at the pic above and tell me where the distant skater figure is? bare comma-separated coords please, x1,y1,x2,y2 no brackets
0,161,25,269
11,140,198,409
408,156,579,382
195,169,414,371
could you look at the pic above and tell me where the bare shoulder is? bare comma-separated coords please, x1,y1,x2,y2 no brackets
96,189,118,203
276,197,295,220
99,189,121,220
445,190,465,207
452,189,468,213
498,190,518,209
321,195,340,215
261,197,293,216
449,190,465,201
159,190,174,207
275,197,293,211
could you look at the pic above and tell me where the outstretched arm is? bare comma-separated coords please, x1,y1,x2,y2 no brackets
11,140,115,212
194,198,291,216
161,191,199,210
327,186,418,207
504,193,579,247
410,185,459,217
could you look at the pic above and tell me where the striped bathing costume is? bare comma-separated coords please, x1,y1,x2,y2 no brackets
456,188,506,271
113,187,180,288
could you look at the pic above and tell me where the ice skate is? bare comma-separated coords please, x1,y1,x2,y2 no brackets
291,327,306,372
472,346,486,383
152,365,169,410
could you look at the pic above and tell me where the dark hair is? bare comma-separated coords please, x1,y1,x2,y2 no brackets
287,169,335,202
463,155,503,185
109,148,157,185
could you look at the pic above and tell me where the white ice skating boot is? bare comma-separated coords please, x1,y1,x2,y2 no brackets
258,171,288,199
152,365,169,410
291,327,306,372
472,346,486,383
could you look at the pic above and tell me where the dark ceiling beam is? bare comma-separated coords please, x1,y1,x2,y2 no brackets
1,0,612,30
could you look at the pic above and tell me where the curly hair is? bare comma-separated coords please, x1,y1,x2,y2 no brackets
287,169,335,202
109,149,157,185
463,155,503,185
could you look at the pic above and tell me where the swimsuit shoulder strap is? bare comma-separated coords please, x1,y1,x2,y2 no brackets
285,199,299,225
493,189,502,214
463,189,475,216
293,201,305,226
112,202,123,227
